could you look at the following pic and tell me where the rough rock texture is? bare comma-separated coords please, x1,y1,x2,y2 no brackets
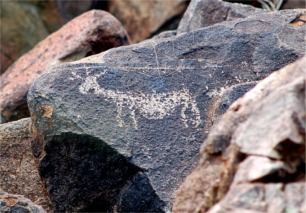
173,56,306,213
0,10,130,123
107,0,189,42
0,190,46,213
28,10,306,212
208,82,257,126
0,118,53,212
177,0,264,34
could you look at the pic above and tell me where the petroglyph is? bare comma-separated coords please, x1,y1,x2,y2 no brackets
78,73,201,129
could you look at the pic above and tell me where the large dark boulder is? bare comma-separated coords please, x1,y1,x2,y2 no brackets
28,10,306,212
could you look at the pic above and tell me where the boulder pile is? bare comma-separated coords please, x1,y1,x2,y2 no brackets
0,0,305,212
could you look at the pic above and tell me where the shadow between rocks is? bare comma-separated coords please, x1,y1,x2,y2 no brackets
40,133,165,212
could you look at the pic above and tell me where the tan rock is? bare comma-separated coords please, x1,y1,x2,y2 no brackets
0,10,130,123
108,0,189,42
0,118,53,212
173,56,306,213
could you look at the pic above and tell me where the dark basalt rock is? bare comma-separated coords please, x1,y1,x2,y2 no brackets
209,82,257,125
177,0,264,34
39,133,164,212
28,9,306,212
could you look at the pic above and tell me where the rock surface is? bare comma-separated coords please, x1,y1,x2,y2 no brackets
173,56,306,213
177,0,263,34
107,0,189,42
208,82,257,126
0,2,49,74
0,118,53,212
0,190,46,213
28,10,306,212
0,10,130,123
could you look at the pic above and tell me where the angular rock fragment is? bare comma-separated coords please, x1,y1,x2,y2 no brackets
173,56,306,213
28,10,306,212
0,118,53,212
0,190,46,213
0,10,130,123
177,0,264,34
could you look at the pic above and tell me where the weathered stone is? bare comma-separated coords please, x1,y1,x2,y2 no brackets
0,190,46,213
173,56,306,212
0,1,49,74
208,82,257,126
107,0,189,42
0,118,53,212
0,10,130,123
28,10,306,212
177,0,264,34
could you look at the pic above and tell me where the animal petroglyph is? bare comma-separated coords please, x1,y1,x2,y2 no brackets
78,73,201,129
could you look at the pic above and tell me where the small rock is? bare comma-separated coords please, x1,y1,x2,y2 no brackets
0,190,46,213
0,10,130,123
177,0,264,34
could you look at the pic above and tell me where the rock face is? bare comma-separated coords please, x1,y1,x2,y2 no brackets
0,190,46,213
107,0,189,42
0,10,130,123
27,10,306,212
177,0,263,34
173,56,306,213
0,118,53,212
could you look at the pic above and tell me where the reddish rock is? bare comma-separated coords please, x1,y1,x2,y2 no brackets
0,118,53,212
107,0,189,42
0,10,130,123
